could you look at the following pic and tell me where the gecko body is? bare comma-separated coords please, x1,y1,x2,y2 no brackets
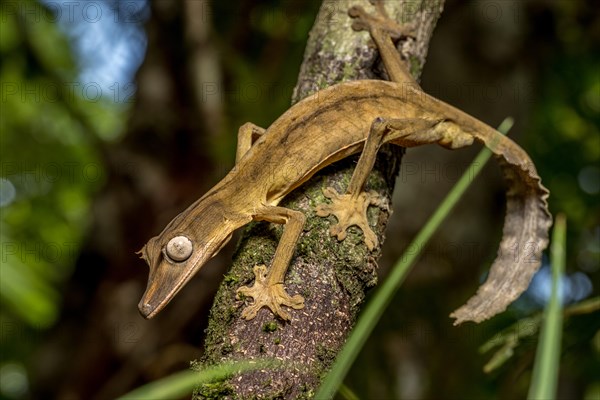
139,4,551,323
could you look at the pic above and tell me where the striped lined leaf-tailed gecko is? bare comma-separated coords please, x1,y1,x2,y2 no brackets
138,2,551,324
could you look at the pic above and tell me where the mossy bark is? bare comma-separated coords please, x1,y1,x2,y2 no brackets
194,1,444,398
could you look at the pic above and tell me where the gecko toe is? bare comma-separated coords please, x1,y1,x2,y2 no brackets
331,225,347,241
315,204,332,217
322,186,340,200
240,303,260,320
348,5,366,19
361,225,378,250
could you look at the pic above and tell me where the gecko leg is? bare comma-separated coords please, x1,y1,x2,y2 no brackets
349,0,418,86
237,207,305,320
236,122,266,163
317,118,439,250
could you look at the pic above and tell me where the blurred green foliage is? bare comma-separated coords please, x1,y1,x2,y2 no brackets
525,1,599,276
1,0,128,330
2,0,83,328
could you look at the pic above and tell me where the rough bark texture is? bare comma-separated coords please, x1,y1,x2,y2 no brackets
195,1,444,398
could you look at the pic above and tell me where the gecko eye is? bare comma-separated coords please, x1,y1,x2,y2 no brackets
166,236,193,262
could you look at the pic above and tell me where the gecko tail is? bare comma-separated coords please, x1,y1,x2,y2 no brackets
450,131,552,325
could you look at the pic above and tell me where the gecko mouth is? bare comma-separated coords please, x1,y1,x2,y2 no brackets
139,301,157,319
138,277,187,319
138,264,193,319
138,285,171,319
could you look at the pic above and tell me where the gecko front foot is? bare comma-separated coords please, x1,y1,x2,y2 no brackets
316,187,387,251
237,265,304,321
348,0,417,40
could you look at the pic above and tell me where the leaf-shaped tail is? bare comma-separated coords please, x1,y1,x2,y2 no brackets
446,121,552,325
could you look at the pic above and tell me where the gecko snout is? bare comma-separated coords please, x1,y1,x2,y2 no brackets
139,302,154,318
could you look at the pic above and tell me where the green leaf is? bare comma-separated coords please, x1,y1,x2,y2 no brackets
117,359,280,400
527,213,566,400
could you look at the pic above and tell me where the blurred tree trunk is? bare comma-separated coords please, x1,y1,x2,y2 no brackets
196,1,444,398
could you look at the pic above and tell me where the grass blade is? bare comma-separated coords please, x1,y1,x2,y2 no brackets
117,359,278,400
316,118,515,399
528,213,566,400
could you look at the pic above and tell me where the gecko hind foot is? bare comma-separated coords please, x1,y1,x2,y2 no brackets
237,265,304,321
348,2,416,40
316,187,387,251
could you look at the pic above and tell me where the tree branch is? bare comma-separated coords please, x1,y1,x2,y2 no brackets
195,1,444,398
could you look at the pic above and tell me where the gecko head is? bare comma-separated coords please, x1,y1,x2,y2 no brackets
137,202,246,319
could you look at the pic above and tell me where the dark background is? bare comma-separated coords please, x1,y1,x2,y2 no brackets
0,0,598,399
